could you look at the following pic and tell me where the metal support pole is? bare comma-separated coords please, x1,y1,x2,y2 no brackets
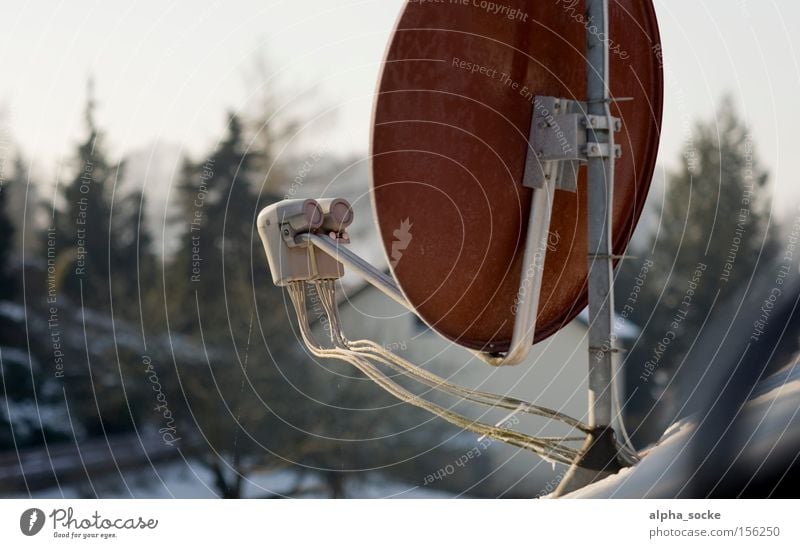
553,0,626,496
585,0,615,430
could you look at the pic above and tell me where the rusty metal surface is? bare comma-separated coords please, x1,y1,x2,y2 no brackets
371,0,663,353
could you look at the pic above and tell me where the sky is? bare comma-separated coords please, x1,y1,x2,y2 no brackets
1,0,800,218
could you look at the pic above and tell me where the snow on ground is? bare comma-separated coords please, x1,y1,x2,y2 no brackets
5,459,458,499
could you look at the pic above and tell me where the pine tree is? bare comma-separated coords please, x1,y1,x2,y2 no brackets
0,167,15,300
52,81,116,311
50,81,156,320
650,95,775,307
164,113,290,496
109,181,157,322
616,96,779,443
170,114,259,333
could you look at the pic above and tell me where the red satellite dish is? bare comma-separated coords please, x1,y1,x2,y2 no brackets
371,0,663,353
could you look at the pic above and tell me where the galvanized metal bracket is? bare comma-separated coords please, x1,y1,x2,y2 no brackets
523,96,621,192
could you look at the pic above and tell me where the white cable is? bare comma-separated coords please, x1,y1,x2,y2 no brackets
288,281,585,466
313,280,592,433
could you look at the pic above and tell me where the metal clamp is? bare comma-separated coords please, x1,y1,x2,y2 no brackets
523,96,622,192
585,143,623,159
584,114,622,132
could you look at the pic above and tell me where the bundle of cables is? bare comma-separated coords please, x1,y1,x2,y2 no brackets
286,279,608,467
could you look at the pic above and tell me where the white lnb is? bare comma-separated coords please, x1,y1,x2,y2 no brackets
276,199,324,234
318,198,354,235
257,199,347,286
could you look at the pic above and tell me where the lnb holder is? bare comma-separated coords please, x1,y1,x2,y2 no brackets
523,96,621,192
257,198,353,286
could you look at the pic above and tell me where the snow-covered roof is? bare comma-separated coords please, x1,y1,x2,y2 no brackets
560,361,800,498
